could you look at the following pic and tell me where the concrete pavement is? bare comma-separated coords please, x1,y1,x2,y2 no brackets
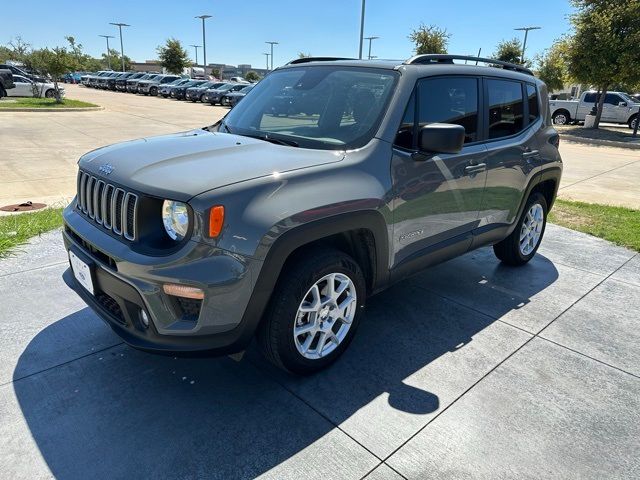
0,224,638,479
1,84,639,210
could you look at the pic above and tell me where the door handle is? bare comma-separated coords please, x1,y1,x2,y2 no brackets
465,163,486,174
522,150,539,159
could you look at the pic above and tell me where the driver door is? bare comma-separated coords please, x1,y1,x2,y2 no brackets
8,75,33,97
391,76,487,267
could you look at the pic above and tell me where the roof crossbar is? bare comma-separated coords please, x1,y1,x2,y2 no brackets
404,54,533,76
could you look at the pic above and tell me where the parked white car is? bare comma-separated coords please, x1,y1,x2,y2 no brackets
550,91,639,129
6,74,65,98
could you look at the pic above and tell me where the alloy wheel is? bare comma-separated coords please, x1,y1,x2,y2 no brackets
519,203,544,256
293,273,357,360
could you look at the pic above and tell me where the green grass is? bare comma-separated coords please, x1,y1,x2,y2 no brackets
549,199,640,252
0,97,98,109
0,208,64,258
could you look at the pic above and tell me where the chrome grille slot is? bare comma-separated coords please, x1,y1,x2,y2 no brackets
75,170,139,241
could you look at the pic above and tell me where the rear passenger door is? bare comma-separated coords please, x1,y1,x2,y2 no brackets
391,76,488,266
480,78,541,227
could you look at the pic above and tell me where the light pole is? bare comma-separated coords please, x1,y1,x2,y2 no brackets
364,36,379,60
99,35,115,70
190,44,201,66
514,26,541,63
263,52,270,70
195,15,212,75
265,41,278,70
109,22,130,72
358,0,366,59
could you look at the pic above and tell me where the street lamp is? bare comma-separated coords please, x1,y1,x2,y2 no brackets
364,35,379,60
195,15,212,76
358,0,366,59
109,22,130,72
514,26,541,63
265,41,278,70
190,44,201,66
263,52,270,70
98,35,115,70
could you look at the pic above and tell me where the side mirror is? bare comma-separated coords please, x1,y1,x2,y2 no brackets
618,101,628,107
417,123,465,155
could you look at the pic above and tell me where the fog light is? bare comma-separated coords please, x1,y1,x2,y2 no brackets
140,310,150,328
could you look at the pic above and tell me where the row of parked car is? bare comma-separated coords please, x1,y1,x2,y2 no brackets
80,71,256,107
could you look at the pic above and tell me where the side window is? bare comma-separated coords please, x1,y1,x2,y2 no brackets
583,93,597,103
487,79,524,139
394,90,415,149
417,77,478,144
605,94,622,105
526,84,539,123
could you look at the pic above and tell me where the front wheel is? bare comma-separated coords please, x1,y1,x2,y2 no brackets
150,87,157,96
493,192,548,266
44,89,55,98
257,248,366,375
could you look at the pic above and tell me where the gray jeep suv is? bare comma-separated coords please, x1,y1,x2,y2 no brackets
62,55,562,374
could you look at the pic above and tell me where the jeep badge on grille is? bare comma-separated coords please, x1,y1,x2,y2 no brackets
99,164,114,175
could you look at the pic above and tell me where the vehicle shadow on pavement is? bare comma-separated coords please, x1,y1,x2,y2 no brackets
12,250,558,479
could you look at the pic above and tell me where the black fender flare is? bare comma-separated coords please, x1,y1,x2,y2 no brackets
236,210,389,346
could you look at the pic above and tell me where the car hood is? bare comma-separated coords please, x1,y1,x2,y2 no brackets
77,129,345,202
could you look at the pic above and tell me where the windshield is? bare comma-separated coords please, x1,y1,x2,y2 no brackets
239,86,253,93
223,66,398,150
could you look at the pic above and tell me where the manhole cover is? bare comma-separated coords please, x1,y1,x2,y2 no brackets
0,201,47,212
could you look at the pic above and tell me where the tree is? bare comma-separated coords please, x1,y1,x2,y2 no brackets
29,47,76,102
102,48,132,71
408,24,450,54
298,52,312,59
493,38,524,64
157,38,191,75
7,36,31,63
211,68,221,79
566,0,640,128
534,39,572,92
0,45,12,63
245,71,260,82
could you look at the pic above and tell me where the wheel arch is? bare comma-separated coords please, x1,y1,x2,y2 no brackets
237,210,390,344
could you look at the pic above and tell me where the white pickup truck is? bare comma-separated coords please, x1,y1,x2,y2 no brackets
550,91,640,129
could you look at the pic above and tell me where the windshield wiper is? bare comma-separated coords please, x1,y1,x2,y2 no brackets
240,132,299,147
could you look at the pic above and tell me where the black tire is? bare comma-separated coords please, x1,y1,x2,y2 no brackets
257,248,366,375
493,192,548,266
552,110,570,125
0,86,5,98
150,87,157,96
44,89,55,98
200,94,206,102
628,114,638,130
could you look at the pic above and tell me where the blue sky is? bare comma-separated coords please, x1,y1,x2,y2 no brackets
5,0,574,69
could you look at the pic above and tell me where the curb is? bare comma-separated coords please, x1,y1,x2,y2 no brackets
559,134,640,150
0,106,104,112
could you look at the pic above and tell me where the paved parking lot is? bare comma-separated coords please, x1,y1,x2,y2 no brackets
0,224,638,479
1,84,640,209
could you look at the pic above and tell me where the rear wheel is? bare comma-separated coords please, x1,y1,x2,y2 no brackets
493,192,548,266
628,115,638,130
552,110,570,125
257,248,366,375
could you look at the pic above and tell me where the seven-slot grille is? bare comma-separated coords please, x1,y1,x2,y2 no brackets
76,170,138,241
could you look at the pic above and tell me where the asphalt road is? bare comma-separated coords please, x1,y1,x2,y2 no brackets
0,84,639,210
0,224,639,479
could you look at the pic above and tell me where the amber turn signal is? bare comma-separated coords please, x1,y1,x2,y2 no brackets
163,284,205,300
208,205,225,238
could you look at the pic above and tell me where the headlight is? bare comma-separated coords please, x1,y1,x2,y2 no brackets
162,200,189,241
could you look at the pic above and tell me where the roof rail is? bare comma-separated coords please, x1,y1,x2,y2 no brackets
404,54,533,76
287,57,355,65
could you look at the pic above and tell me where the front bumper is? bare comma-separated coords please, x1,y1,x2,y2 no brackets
62,205,262,355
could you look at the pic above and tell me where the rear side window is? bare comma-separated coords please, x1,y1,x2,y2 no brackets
487,79,524,139
583,93,597,103
527,84,539,123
